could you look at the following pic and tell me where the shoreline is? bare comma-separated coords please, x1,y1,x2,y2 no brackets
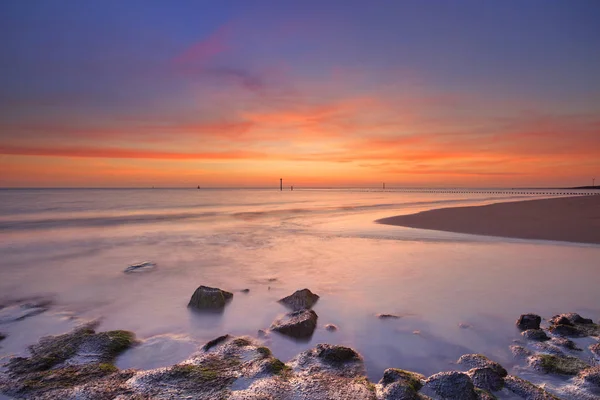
377,195,600,245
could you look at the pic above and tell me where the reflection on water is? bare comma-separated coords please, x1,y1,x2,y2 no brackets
0,189,599,382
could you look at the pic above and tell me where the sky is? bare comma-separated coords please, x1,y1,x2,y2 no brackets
1,0,599,188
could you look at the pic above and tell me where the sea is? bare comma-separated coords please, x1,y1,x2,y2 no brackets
0,188,599,388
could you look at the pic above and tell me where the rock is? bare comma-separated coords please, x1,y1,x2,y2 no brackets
423,371,478,400
278,288,319,311
0,332,5,341
270,309,318,339
504,375,559,399
376,313,401,319
0,298,51,324
316,344,360,364
240,288,250,293
288,344,365,378
124,261,156,273
548,313,600,337
510,345,533,359
550,313,594,325
202,334,231,351
529,354,590,375
550,337,581,351
458,322,472,329
257,329,268,338
475,389,497,400
325,323,338,332
467,367,504,392
548,324,585,337
1,322,136,399
457,354,508,377
590,343,600,359
379,368,424,400
521,329,550,342
188,286,233,310
575,366,600,393
516,314,541,331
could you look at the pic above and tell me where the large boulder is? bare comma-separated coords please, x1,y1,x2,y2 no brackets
423,371,478,400
548,313,600,337
270,309,318,339
188,286,233,310
278,289,320,311
550,313,593,325
516,314,541,331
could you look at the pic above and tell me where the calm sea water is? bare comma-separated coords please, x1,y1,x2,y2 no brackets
1,188,599,383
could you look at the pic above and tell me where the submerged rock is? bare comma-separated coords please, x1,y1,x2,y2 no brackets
0,298,52,324
510,344,534,359
124,261,156,273
270,309,318,339
549,323,586,337
529,353,590,375
0,332,5,341
457,354,508,377
423,371,477,400
550,336,581,351
550,313,594,325
278,288,320,311
504,375,559,399
188,286,233,310
521,329,550,342
376,313,401,319
325,323,338,332
240,288,250,293
202,334,231,352
516,314,541,331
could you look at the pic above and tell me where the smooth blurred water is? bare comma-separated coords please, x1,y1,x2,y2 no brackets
0,188,598,381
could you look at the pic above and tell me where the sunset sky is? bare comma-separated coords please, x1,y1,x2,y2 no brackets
1,1,599,188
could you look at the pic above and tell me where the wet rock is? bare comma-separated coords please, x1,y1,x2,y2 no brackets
0,298,51,324
467,367,504,392
377,313,401,319
550,313,593,325
124,261,156,273
510,345,533,359
475,388,496,400
423,371,478,400
530,341,566,356
325,323,338,332
548,313,600,337
288,343,365,378
188,286,233,310
521,329,550,342
240,288,250,293
550,336,581,351
575,366,600,394
378,368,424,400
257,329,268,338
529,353,590,375
0,322,135,399
516,314,541,331
549,323,585,337
457,354,508,377
590,343,600,359
278,288,320,311
504,375,559,399
270,309,318,339
0,332,5,341
202,334,231,351
458,322,472,329
316,344,360,364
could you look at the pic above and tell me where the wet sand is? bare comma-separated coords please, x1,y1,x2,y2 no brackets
378,195,600,245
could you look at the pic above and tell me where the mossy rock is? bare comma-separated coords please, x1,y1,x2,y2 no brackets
231,337,252,347
354,376,376,393
380,368,424,391
536,354,590,375
264,358,292,377
256,346,272,358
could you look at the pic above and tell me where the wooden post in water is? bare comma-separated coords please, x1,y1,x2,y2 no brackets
383,182,385,190
280,178,282,191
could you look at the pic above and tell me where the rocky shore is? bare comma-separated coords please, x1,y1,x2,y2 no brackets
1,289,600,399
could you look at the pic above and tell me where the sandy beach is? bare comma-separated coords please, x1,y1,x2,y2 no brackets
378,195,600,245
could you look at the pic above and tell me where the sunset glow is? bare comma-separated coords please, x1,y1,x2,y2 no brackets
1,1,599,188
